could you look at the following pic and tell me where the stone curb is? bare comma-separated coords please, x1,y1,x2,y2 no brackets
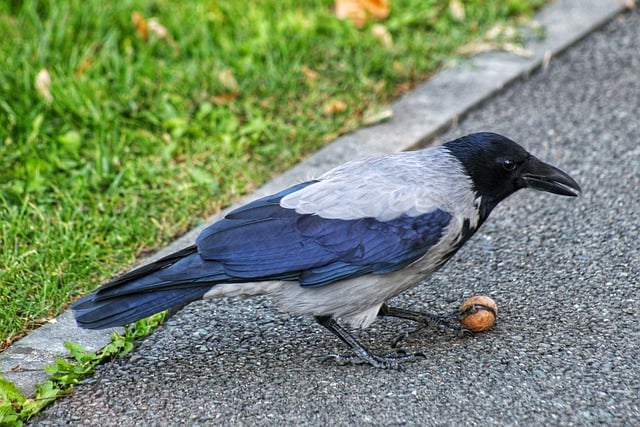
0,0,630,397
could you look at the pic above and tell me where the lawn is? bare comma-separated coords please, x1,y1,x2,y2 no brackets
0,0,545,349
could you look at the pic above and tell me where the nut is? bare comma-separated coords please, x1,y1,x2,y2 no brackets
459,295,497,332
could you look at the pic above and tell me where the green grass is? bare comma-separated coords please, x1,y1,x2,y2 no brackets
0,0,545,348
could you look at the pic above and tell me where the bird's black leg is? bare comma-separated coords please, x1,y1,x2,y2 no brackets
378,304,461,330
377,304,468,348
315,316,423,370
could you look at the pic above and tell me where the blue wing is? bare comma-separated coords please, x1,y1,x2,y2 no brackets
74,181,453,329
196,181,453,287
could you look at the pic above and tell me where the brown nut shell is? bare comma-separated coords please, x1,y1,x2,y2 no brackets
459,295,497,332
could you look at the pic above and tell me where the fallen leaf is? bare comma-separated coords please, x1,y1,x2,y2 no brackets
33,317,50,326
213,92,238,104
323,99,347,115
456,41,494,55
371,24,392,48
132,11,149,39
500,43,532,57
35,68,53,104
335,0,367,28
218,69,239,93
485,23,516,40
75,56,93,77
457,41,532,58
148,18,169,39
361,0,390,20
300,65,320,82
449,0,465,21
457,22,531,58
334,0,390,28
362,106,393,126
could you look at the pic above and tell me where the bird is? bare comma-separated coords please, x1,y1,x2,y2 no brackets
73,132,581,369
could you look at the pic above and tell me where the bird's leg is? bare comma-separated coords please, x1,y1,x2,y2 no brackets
377,304,469,348
378,304,461,330
315,316,424,370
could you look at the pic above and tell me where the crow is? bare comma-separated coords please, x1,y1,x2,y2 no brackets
74,132,581,368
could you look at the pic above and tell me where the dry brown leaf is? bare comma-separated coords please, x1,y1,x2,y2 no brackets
500,43,532,57
212,69,240,104
75,57,93,77
132,11,149,39
361,0,390,20
371,24,392,48
35,68,52,104
323,99,348,115
334,0,389,28
335,0,367,28
457,22,531,58
392,61,405,73
213,93,238,104
300,65,320,82
148,18,169,39
218,69,239,93
457,41,532,58
362,106,393,126
485,23,516,40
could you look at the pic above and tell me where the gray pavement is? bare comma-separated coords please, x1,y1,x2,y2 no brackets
27,3,640,426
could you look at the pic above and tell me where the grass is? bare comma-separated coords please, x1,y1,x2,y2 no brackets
0,0,545,349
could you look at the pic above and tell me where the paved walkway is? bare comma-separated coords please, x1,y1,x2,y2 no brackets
30,3,639,426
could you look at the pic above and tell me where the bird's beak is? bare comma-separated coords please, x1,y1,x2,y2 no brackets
519,157,582,197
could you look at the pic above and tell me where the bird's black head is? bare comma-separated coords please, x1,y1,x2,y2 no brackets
444,132,581,214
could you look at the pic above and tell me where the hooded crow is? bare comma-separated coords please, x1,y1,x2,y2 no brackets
74,132,581,368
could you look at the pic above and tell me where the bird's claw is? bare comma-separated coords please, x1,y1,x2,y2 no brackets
392,326,424,348
424,312,463,332
321,350,425,370
391,314,472,348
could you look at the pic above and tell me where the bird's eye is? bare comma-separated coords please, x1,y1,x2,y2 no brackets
502,159,518,171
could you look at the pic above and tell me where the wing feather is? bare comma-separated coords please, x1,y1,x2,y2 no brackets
195,180,453,287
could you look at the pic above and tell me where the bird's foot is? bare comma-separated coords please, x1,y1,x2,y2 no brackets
378,304,471,348
391,315,471,348
322,349,425,370
315,315,426,370
415,312,462,332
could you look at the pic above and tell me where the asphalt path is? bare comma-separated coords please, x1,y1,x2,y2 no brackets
33,8,639,426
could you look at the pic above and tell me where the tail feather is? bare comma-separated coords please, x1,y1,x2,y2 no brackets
97,245,199,292
74,287,210,329
73,245,231,329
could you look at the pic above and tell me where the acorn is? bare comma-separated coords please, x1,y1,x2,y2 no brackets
459,295,497,332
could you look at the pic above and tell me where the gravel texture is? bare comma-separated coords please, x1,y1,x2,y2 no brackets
32,7,639,426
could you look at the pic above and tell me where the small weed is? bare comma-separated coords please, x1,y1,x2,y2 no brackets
0,313,165,425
